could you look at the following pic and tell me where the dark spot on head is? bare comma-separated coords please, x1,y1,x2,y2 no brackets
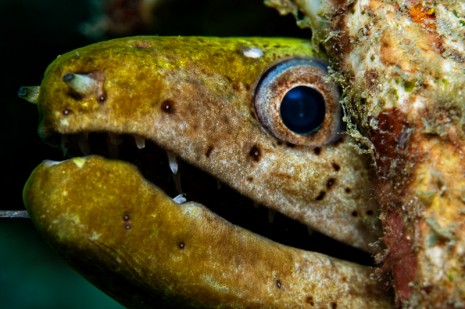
221,115,230,126
345,187,352,194
178,241,185,249
246,176,254,182
313,147,321,155
351,210,358,217
315,191,326,201
62,108,71,116
161,99,175,114
366,210,374,216
98,94,106,103
326,178,336,189
305,296,314,305
205,145,214,158
331,302,337,309
275,279,282,289
244,83,250,91
249,145,261,162
332,162,341,172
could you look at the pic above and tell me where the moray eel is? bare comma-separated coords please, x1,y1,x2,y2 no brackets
267,0,465,307
21,37,393,307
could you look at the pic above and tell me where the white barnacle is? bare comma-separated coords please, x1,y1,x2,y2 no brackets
173,193,187,204
241,46,264,59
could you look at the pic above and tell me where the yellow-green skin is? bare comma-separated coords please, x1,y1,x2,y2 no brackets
24,156,390,308
23,37,393,307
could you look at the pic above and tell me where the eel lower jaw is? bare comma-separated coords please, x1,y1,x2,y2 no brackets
40,131,374,266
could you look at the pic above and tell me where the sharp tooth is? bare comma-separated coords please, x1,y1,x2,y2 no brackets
78,133,90,154
173,194,187,204
62,73,98,95
134,135,145,149
307,226,314,236
61,135,70,156
216,180,222,190
107,134,120,158
18,86,40,104
267,209,276,223
166,151,178,175
108,133,122,145
166,151,182,193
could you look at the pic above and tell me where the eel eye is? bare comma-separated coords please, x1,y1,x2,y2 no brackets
254,58,341,146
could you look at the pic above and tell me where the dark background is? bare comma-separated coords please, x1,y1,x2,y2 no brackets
0,0,307,308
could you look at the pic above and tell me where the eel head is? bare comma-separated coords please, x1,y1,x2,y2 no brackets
21,36,393,307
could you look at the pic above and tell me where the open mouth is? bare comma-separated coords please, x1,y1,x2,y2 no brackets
52,131,374,266
18,36,394,308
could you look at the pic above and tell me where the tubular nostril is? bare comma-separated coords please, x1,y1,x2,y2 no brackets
62,72,98,96
18,86,40,104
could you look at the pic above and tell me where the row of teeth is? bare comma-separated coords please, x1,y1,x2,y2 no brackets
61,133,184,203
61,133,298,227
61,133,179,174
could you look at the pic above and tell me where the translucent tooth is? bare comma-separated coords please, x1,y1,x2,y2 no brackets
61,135,70,156
267,209,276,223
216,180,222,190
134,135,145,149
307,226,314,236
107,134,119,158
18,86,40,104
108,133,123,145
173,194,187,204
78,133,91,154
62,73,98,95
166,151,178,175
253,202,260,209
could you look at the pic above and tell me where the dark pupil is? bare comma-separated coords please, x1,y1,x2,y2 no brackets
280,86,326,135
